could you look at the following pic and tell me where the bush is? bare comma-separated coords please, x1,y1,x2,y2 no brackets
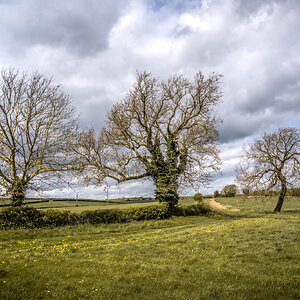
288,188,300,197
42,210,81,227
242,188,250,196
0,203,171,229
193,193,203,203
174,203,212,217
0,202,214,230
80,208,126,224
222,184,237,197
214,190,220,198
81,203,170,224
0,207,44,229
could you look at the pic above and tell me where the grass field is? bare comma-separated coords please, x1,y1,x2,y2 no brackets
0,196,195,212
0,197,160,212
0,196,299,299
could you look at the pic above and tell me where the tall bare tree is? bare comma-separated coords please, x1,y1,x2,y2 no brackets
0,68,78,206
236,128,299,212
73,71,222,209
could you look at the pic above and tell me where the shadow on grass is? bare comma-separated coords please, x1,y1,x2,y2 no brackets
282,209,300,213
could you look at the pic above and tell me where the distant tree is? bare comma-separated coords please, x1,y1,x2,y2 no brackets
221,184,237,197
0,69,77,206
242,188,250,196
214,190,220,198
236,128,299,212
73,71,222,209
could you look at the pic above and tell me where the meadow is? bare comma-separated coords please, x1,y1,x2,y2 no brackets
0,196,299,299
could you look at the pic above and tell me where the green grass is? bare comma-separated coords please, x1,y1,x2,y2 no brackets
0,197,299,299
0,197,160,212
0,197,196,212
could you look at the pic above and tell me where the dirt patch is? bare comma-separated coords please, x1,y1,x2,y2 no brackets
208,199,240,212
208,199,227,211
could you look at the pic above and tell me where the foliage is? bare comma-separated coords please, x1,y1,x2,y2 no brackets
221,184,237,197
121,203,171,221
193,193,203,203
41,210,80,227
80,208,126,224
0,207,44,229
0,203,170,229
288,187,300,197
214,190,220,198
73,71,222,208
242,188,250,196
174,202,212,216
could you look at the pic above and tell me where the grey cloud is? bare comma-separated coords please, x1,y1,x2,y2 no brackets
0,0,128,56
235,0,300,17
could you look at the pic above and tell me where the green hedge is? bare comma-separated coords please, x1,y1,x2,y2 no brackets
174,202,212,217
0,207,45,229
0,202,213,229
0,203,170,229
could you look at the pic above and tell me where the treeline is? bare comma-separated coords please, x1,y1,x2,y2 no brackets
214,185,300,198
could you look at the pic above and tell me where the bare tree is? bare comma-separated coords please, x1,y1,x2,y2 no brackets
236,128,299,212
73,71,222,209
0,68,78,206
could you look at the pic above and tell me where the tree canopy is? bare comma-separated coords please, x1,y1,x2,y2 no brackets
74,71,222,208
0,69,77,205
236,127,299,212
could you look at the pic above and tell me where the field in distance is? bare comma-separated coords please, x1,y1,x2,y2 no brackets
0,196,198,212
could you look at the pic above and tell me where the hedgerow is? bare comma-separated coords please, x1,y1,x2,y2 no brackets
0,202,212,229
0,203,170,229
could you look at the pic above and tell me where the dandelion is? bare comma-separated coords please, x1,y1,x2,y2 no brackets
3,281,6,284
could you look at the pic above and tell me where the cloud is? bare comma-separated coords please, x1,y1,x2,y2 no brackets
0,0,128,57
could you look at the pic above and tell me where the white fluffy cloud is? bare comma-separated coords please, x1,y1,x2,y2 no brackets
1,0,299,197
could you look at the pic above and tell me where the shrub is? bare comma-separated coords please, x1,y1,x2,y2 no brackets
242,188,250,196
42,210,81,227
80,208,125,224
288,188,300,197
122,203,170,221
81,203,170,224
0,207,44,229
214,190,220,198
193,193,203,203
174,203,212,217
0,202,206,230
221,184,237,197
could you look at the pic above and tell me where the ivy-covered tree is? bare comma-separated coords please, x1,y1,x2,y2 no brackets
74,71,222,209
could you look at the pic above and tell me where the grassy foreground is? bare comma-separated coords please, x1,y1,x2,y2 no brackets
0,197,299,299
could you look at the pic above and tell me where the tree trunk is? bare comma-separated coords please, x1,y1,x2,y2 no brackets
10,181,26,207
154,175,179,210
273,183,287,213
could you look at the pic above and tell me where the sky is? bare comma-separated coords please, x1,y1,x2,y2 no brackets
0,0,299,199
